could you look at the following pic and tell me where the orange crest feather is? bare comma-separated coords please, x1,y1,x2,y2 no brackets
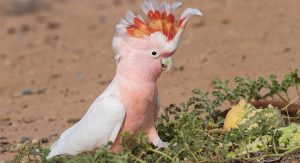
127,11,180,40
117,1,186,41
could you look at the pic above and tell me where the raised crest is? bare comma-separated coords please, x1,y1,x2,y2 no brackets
116,0,202,41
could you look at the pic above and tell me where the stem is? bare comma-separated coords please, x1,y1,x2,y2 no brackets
154,155,164,163
147,148,173,160
295,84,300,118
261,136,269,155
239,146,300,161
187,144,199,163
130,153,147,163
286,107,291,124
181,127,199,162
208,129,226,134
172,148,185,161
283,116,299,119
281,96,300,124
276,93,289,103
284,92,291,101
135,152,145,163
272,136,278,154
295,84,300,98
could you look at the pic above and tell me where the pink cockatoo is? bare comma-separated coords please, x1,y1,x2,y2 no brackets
47,0,201,159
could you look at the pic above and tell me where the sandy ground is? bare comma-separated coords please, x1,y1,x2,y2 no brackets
0,0,299,161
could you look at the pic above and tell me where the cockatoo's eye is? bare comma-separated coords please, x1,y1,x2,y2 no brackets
151,51,160,58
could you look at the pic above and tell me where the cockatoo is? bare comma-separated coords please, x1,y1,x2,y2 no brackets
47,0,201,159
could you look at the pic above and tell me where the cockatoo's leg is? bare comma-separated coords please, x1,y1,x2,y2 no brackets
109,132,123,153
147,127,168,148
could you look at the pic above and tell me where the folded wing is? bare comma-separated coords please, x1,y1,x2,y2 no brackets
47,87,125,159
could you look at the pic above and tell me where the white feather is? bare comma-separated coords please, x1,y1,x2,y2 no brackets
148,0,156,11
47,84,125,159
159,0,167,12
171,1,183,11
125,11,135,24
140,0,183,17
140,1,149,15
141,0,161,15
178,8,203,29
151,0,159,10
136,15,145,22
165,2,171,15
180,8,203,20
119,19,130,26
116,19,130,34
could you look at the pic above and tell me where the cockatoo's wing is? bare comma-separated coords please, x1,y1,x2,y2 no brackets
46,84,125,159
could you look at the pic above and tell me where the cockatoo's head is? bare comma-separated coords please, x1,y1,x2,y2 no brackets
112,0,202,80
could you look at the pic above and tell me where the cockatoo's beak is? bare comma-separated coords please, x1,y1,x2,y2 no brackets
161,57,173,72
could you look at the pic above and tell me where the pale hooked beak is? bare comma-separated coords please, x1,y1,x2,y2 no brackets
161,57,173,72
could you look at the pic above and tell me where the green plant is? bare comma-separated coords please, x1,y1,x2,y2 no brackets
212,69,300,103
13,69,300,162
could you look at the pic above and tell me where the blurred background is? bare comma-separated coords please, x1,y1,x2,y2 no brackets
0,0,299,160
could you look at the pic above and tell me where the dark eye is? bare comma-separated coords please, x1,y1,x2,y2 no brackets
151,51,160,58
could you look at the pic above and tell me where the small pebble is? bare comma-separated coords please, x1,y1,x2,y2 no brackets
241,55,246,62
21,88,33,95
20,136,30,144
75,74,84,81
22,104,28,109
0,53,6,59
40,138,49,144
9,144,17,152
47,22,60,30
113,0,121,6
67,118,81,123
15,88,47,97
37,88,46,94
193,21,204,27
222,19,231,25
283,47,291,52
48,118,56,122
49,133,58,138
201,56,208,63
179,65,184,71
99,16,107,24
31,139,38,144
0,137,7,140
7,27,16,34
22,117,35,124
21,24,30,32
0,118,12,126
0,139,9,145
49,73,62,79
0,146,8,153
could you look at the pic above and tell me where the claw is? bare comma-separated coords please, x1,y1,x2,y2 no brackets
155,140,168,148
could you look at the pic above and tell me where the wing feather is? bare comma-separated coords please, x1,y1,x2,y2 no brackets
47,85,125,159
